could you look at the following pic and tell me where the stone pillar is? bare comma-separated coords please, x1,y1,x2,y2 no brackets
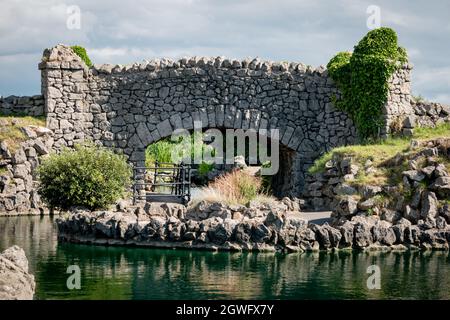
380,63,413,138
39,45,90,149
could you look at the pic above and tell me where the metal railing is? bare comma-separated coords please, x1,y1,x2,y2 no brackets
132,161,192,205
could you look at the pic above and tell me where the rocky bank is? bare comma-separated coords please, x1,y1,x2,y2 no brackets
57,192,450,252
0,246,35,300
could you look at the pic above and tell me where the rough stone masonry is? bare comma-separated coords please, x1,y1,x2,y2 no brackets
34,45,412,197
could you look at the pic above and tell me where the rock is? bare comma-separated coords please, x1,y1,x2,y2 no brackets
439,204,450,224
381,209,401,223
404,225,421,245
410,189,422,209
161,202,187,219
372,221,396,246
116,212,138,239
207,218,236,245
418,217,436,230
434,164,448,178
183,231,197,241
335,196,358,216
404,205,419,224
353,222,372,249
264,209,284,230
116,200,129,212
359,185,382,199
12,149,27,164
232,211,242,220
0,246,35,300
234,222,252,244
142,216,167,240
323,224,342,248
0,141,12,158
333,183,357,196
310,224,331,249
94,212,117,238
251,222,272,243
358,198,375,211
429,176,450,198
402,170,425,182
436,216,447,230
233,155,247,169
421,166,435,178
420,191,439,219
33,139,49,155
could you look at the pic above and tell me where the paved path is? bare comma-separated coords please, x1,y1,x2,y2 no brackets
297,211,332,225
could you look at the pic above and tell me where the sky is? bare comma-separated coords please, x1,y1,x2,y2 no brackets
0,0,449,103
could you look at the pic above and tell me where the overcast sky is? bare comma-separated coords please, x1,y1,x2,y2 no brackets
0,0,449,103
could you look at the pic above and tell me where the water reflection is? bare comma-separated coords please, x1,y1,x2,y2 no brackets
0,216,449,300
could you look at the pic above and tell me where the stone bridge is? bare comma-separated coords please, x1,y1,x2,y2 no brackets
37,45,411,197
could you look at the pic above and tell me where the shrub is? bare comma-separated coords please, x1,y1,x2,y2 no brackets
327,27,407,139
197,170,262,205
71,45,92,67
198,162,214,176
37,144,132,210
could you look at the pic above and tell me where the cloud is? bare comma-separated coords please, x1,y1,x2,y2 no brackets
0,0,449,103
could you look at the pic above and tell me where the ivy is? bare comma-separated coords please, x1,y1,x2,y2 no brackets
327,27,408,139
71,45,93,67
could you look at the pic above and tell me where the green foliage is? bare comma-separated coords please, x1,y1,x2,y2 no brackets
198,162,214,176
37,144,132,210
145,139,175,167
71,45,92,67
236,174,260,204
327,27,408,139
145,133,216,167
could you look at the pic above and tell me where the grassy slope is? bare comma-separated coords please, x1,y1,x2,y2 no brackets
0,115,46,153
309,123,450,186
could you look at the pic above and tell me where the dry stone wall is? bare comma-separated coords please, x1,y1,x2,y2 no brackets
0,126,54,215
0,95,44,116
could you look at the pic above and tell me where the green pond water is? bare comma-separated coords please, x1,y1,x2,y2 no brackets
0,215,449,300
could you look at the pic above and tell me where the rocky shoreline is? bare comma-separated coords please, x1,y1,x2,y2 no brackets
57,197,450,253
0,246,35,300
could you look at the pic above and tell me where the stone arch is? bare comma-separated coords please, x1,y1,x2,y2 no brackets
40,45,420,197
124,109,312,198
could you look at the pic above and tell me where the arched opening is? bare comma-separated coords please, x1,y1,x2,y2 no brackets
141,127,298,201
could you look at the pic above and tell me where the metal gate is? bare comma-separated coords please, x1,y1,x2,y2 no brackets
132,161,192,205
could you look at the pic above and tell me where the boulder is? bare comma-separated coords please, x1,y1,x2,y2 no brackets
359,185,382,199
381,209,402,223
353,222,372,249
207,218,237,245
251,222,272,243
233,221,252,244
333,183,357,196
439,204,450,224
336,196,358,216
358,198,375,211
430,176,450,198
420,191,439,219
404,225,421,246
0,246,35,300
402,170,425,182
372,221,396,246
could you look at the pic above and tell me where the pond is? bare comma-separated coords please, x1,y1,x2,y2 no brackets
0,215,449,300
